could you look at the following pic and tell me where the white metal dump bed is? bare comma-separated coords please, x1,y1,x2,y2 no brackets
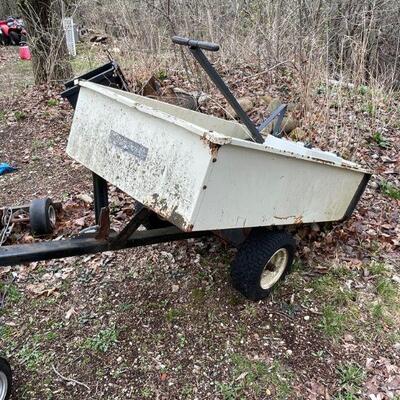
67,81,370,232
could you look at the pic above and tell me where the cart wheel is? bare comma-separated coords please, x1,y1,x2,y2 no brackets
0,357,11,400
230,229,296,301
29,198,56,235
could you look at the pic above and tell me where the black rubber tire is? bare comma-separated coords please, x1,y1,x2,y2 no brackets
0,357,12,400
8,31,20,46
230,229,296,301
29,198,56,235
0,31,10,46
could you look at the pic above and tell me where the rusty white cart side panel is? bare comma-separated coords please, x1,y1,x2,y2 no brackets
67,86,215,230
67,82,369,232
191,144,365,230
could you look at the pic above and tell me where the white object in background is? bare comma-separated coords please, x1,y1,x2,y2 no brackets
63,17,76,56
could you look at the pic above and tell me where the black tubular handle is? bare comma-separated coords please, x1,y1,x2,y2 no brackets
172,36,220,52
171,35,264,143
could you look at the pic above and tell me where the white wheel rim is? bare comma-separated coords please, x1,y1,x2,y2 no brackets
260,248,289,290
0,371,8,400
48,205,56,228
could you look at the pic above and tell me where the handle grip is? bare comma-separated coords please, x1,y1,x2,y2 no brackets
172,36,219,52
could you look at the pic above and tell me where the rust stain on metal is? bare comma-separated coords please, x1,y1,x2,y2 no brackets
274,215,296,220
273,215,303,224
95,207,110,240
294,215,303,224
310,156,335,166
209,142,220,159
200,133,221,159
147,193,192,231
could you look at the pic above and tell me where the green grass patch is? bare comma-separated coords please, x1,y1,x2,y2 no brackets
335,361,365,399
0,325,14,342
18,344,47,371
358,85,369,96
367,262,388,276
31,138,45,150
0,282,22,304
319,306,347,337
376,277,397,301
47,98,59,107
216,354,292,399
70,43,102,76
216,382,242,400
166,307,183,323
156,69,168,80
371,132,390,148
84,325,118,352
361,101,376,116
311,274,356,307
14,110,26,121
307,267,398,340
380,181,400,200
191,287,206,303
370,302,384,321
363,262,400,340
337,362,365,386
118,302,135,312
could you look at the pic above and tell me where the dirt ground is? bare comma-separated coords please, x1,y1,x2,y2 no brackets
0,45,399,400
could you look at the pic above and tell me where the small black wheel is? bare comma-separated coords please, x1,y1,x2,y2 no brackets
0,357,12,400
29,198,56,235
8,31,20,46
230,229,296,301
0,32,10,46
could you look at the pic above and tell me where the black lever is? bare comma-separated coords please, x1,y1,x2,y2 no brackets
172,36,264,144
172,36,220,52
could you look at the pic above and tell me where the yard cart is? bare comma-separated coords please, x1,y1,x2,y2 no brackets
0,37,370,302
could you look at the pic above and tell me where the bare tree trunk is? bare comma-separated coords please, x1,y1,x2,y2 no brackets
18,0,73,84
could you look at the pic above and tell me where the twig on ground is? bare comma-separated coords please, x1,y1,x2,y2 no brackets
52,364,91,391
300,304,322,315
270,310,294,320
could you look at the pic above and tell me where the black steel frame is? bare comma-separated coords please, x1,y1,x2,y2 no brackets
0,223,209,267
93,173,109,224
0,166,211,267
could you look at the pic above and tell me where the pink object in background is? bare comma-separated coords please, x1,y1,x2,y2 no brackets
19,44,31,60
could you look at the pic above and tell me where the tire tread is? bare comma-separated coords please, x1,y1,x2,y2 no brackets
230,229,296,301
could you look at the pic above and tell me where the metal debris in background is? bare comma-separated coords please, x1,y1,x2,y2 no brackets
0,208,14,246
62,17,76,56
0,207,31,246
